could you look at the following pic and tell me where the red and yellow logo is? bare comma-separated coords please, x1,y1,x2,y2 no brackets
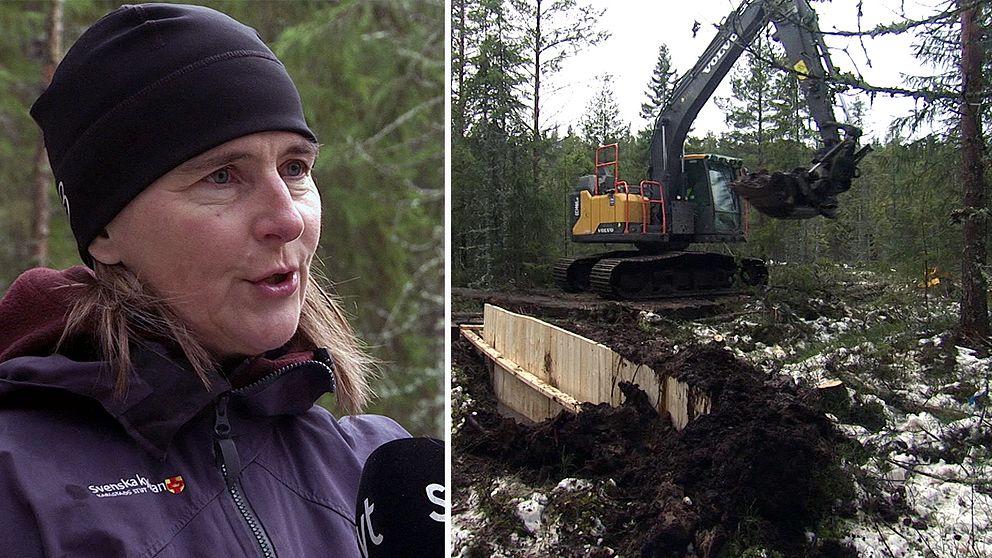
165,476,185,494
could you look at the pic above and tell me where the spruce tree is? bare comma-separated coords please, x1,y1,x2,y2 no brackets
580,75,629,146
639,44,676,121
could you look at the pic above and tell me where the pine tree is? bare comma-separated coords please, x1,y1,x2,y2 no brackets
766,54,816,149
639,44,676,121
894,0,991,337
958,0,988,337
714,31,779,161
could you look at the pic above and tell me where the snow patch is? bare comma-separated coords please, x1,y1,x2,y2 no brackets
515,492,547,534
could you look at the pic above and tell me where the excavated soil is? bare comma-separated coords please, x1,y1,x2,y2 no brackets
453,305,858,557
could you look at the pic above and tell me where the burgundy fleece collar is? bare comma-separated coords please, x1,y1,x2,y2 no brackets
0,266,92,362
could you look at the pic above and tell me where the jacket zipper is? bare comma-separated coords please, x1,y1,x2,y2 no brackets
230,351,336,398
214,395,277,558
211,351,335,557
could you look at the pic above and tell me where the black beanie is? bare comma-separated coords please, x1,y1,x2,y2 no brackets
30,3,316,265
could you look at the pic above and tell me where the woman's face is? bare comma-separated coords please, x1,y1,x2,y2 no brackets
89,131,322,360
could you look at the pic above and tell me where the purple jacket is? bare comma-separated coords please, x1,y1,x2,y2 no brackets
0,268,409,557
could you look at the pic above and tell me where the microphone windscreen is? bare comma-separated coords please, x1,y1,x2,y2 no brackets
355,437,445,557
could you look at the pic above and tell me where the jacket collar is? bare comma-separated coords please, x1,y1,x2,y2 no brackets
0,344,336,459
226,347,337,417
121,344,336,458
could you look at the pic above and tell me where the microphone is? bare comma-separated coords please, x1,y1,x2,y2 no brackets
355,437,446,557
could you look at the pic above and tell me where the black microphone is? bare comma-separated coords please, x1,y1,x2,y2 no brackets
355,437,446,557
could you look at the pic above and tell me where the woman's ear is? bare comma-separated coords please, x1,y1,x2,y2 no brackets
87,229,123,265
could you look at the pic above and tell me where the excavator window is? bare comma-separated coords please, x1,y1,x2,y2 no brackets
683,159,705,201
708,162,740,232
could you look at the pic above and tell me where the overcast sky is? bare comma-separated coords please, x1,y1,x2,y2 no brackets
543,0,939,143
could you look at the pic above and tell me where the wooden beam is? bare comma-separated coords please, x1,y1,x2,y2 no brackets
462,326,582,419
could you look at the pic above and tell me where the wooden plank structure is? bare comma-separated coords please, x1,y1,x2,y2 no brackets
460,304,711,429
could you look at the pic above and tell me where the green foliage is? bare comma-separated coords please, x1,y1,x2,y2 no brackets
0,4,44,282
714,31,779,152
578,74,629,146
453,0,564,287
0,0,443,437
893,0,992,137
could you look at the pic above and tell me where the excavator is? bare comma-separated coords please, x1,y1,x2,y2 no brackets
553,0,871,299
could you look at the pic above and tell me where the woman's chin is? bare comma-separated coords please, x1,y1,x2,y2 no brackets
204,318,301,361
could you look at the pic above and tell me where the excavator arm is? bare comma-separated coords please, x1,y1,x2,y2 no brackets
648,0,870,219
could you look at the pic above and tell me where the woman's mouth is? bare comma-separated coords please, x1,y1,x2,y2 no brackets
250,270,300,297
263,272,290,285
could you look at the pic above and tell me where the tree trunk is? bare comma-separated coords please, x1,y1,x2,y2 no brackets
958,0,989,338
531,0,542,186
454,0,466,137
31,0,64,267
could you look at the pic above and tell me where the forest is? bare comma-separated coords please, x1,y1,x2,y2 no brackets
0,0,444,437
451,0,990,338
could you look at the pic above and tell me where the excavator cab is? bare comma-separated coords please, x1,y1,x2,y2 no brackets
681,154,744,236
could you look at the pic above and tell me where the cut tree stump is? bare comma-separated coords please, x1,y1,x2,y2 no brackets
815,379,850,415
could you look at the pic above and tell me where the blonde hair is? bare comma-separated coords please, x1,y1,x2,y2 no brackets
58,262,372,414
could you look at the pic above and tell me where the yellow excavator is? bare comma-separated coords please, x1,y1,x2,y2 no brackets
554,0,871,299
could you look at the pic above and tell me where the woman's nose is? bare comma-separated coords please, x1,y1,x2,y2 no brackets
251,172,306,243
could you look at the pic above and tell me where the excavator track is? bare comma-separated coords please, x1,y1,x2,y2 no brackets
584,252,767,300
552,251,639,293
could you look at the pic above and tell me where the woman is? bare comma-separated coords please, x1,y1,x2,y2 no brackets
0,4,416,556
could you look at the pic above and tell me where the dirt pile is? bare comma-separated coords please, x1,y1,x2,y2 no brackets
454,337,856,557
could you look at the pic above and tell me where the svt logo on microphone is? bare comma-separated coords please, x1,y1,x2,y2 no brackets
357,497,384,557
357,486,447,558
355,437,445,557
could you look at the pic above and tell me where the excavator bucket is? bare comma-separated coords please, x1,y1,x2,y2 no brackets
731,136,869,221
731,169,836,220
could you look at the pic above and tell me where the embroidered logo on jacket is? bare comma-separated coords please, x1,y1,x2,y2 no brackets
86,474,187,499
165,476,185,494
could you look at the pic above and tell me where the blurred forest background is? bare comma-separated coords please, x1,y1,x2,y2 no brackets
452,0,990,334
0,0,444,437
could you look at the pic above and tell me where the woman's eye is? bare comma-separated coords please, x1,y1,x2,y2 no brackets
206,167,231,184
285,160,307,178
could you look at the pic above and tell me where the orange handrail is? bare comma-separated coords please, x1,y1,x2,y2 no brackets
613,180,668,236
